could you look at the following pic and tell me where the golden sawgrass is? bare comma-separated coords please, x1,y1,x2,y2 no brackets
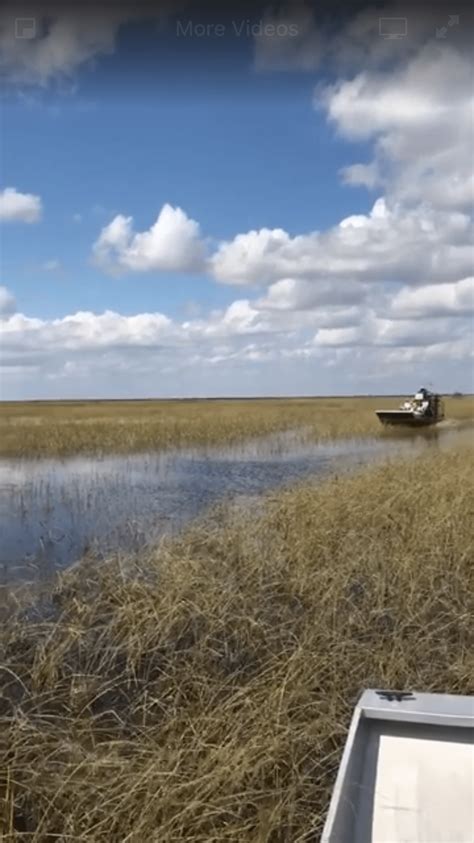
1,395,473,457
1,443,473,840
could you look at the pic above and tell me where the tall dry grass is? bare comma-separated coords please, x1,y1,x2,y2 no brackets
1,444,473,841
1,395,473,457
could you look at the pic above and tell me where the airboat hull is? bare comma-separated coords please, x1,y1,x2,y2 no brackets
321,689,474,843
375,410,439,427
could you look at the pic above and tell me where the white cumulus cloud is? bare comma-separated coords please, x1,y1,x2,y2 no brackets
0,2,179,86
92,204,206,274
210,198,472,287
319,43,474,211
1,298,472,398
258,277,366,311
0,285,16,317
391,277,474,319
0,187,42,222
313,311,471,350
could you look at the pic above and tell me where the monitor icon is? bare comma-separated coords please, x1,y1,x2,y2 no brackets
379,17,407,39
15,18,37,39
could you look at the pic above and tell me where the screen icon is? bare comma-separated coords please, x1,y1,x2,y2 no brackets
15,18,37,39
379,17,407,39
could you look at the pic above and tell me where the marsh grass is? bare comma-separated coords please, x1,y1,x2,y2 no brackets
1,445,473,841
1,395,473,457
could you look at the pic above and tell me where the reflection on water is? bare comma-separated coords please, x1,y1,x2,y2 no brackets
0,427,468,584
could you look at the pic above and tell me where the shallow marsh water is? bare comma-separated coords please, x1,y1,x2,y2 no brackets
0,426,469,584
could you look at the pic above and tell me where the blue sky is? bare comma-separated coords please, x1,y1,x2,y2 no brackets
4,72,369,320
1,2,473,398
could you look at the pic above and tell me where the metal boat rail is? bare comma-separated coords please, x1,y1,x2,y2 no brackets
322,688,474,842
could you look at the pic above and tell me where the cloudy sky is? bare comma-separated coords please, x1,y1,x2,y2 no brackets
1,0,473,398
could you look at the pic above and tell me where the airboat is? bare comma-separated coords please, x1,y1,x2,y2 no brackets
376,388,444,427
322,688,474,842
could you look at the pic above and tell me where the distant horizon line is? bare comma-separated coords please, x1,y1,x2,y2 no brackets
1,392,471,403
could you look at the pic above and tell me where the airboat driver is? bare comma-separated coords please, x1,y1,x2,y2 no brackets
413,388,431,417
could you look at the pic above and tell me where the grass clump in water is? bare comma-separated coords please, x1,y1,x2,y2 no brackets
1,445,473,840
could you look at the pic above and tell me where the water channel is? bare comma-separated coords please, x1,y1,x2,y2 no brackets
0,426,468,584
